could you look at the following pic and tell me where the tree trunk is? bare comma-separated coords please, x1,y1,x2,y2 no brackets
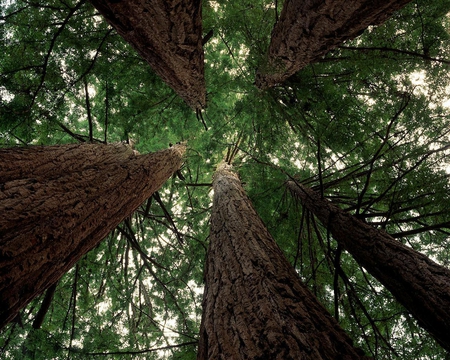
198,163,369,359
89,0,206,110
286,181,450,352
0,142,185,330
255,0,412,88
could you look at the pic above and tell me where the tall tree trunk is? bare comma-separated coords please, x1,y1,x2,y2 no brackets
255,0,412,88
0,143,185,330
198,163,369,359
89,0,206,110
286,181,450,352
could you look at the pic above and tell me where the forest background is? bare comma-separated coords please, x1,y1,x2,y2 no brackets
1,0,450,358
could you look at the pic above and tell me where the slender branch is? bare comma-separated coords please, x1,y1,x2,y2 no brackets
84,77,94,142
306,212,318,295
363,210,446,224
317,138,324,198
217,30,248,80
196,109,208,131
184,182,212,187
153,191,184,245
202,29,214,46
30,0,87,108
293,208,306,270
415,3,428,56
67,264,79,360
0,4,30,21
32,282,58,329
391,221,450,238
347,268,400,356
79,341,198,356
104,78,109,143
142,255,189,330
356,98,409,214
116,222,170,272
333,245,342,321
361,145,450,215
274,0,279,23
141,197,153,219
229,132,244,164
67,28,114,91
56,121,97,143
338,45,450,65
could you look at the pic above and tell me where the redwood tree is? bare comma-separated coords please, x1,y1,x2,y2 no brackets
0,142,185,330
286,180,450,352
89,0,206,110
197,163,369,359
255,0,413,88
2,0,450,357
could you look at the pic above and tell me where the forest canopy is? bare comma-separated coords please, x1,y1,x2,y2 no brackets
1,0,450,359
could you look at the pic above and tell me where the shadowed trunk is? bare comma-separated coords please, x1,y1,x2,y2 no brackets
287,180,450,352
256,0,412,88
0,143,185,330
90,0,206,110
197,163,370,359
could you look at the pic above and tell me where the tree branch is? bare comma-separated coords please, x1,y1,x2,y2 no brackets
78,341,198,356
83,77,94,142
32,282,58,329
30,0,87,109
338,45,450,65
153,191,184,245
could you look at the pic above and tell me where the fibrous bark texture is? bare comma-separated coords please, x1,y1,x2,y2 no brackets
287,181,450,352
0,143,185,330
255,0,412,88
90,0,206,110
198,163,369,359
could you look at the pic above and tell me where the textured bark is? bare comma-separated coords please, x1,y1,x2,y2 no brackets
198,163,369,360
90,0,206,110
0,143,185,330
287,181,450,352
256,0,412,88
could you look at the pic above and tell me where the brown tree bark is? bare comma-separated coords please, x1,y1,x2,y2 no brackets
198,163,370,359
0,143,185,330
255,0,412,88
89,0,206,110
287,181,450,352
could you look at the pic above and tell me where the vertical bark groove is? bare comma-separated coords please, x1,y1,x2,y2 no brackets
198,163,369,359
287,180,450,352
0,143,185,330
256,0,412,88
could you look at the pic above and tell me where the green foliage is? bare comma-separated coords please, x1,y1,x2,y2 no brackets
2,0,450,359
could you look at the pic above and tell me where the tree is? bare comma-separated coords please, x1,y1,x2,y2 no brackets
89,0,206,110
255,0,413,88
0,142,185,330
286,180,450,352
2,0,450,358
198,163,369,359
